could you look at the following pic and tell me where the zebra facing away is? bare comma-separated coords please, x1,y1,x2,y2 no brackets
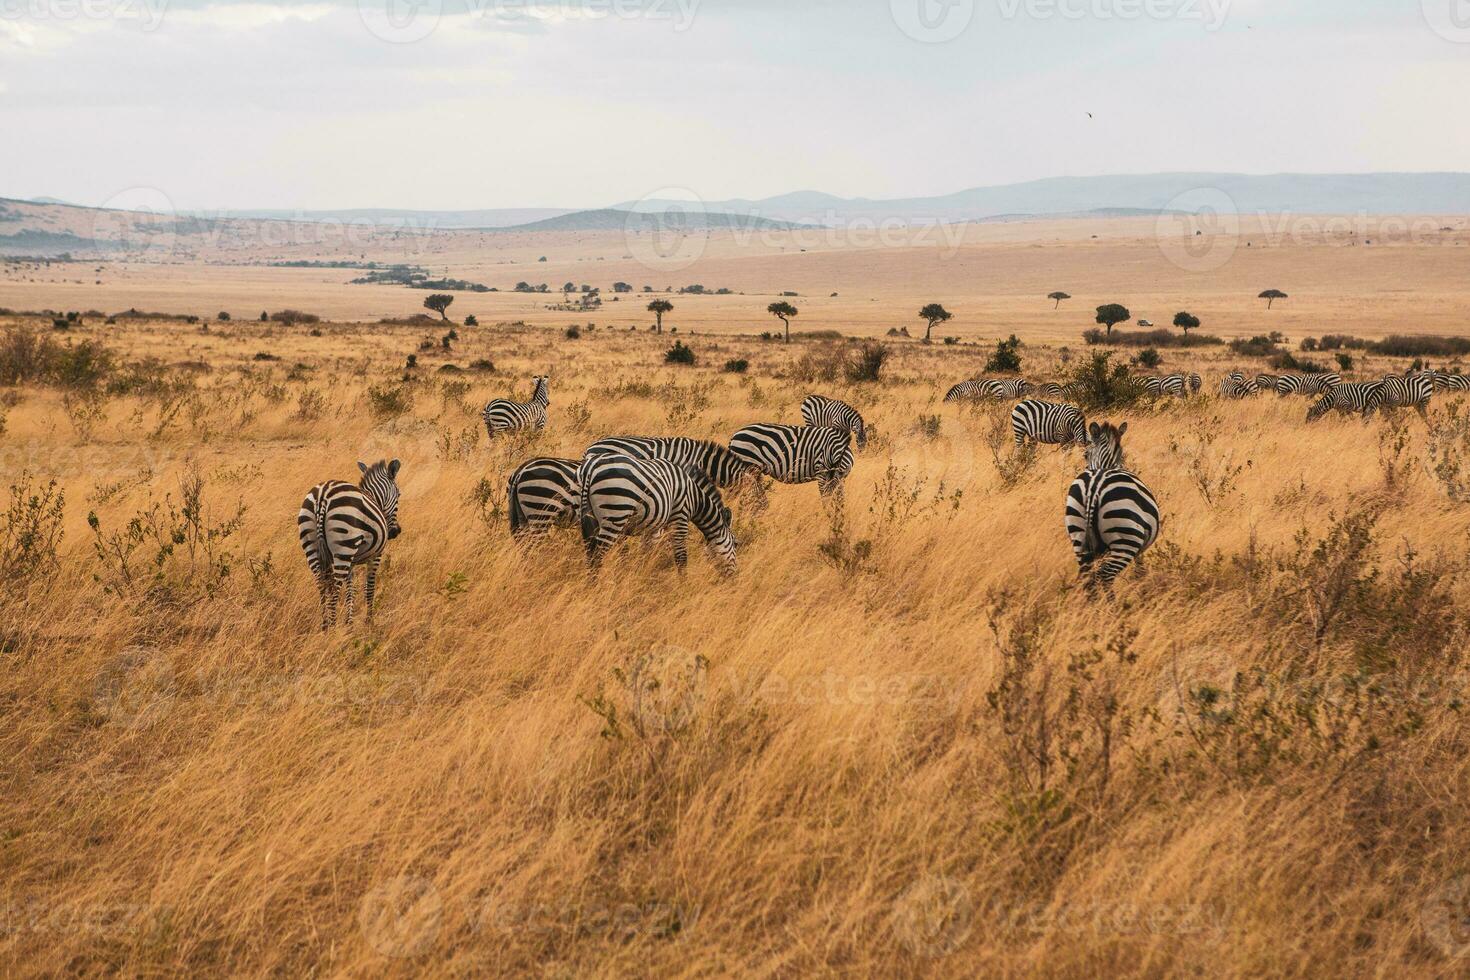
728,423,854,497
297,460,402,630
483,376,549,436
1276,373,1341,397
579,454,737,575
1064,423,1160,595
507,457,580,539
801,394,868,450
944,378,1032,402
1011,399,1087,448
1306,381,1387,422
1378,373,1434,415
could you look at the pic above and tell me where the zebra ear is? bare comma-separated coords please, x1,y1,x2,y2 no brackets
1118,421,1129,436
357,461,368,474
388,459,401,478
1088,422,1100,439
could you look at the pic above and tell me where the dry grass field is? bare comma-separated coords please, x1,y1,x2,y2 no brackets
4,225,1470,975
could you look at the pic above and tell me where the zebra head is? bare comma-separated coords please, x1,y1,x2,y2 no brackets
531,376,550,405
1084,422,1126,471
358,459,402,538
693,486,738,576
823,429,855,482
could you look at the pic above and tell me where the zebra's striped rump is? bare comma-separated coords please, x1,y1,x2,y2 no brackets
1379,374,1434,412
1276,373,1341,397
728,423,854,496
579,454,737,574
1063,422,1159,594
582,436,758,494
297,459,402,629
1011,399,1086,448
801,394,868,450
508,457,580,538
1219,372,1254,399
484,376,549,436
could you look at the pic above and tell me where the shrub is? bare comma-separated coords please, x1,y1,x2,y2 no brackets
1317,334,1370,351
943,336,958,346
217,311,231,322
1,472,65,579
464,315,479,327
664,341,696,365
1135,348,1162,369
252,352,280,362
51,341,115,388
792,345,845,384
846,341,888,383
1229,333,1288,358
1371,335,1470,358
722,358,749,374
366,382,414,420
1069,352,1145,411
1336,352,1355,372
469,358,495,372
1086,328,1224,348
565,325,581,340
985,335,1023,373
1270,351,1329,373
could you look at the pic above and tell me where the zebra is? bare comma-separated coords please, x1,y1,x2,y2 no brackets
1306,381,1387,422
1035,381,1084,401
943,378,1032,402
1064,422,1160,595
1219,371,1254,399
1378,373,1434,415
1275,373,1341,397
1187,372,1202,395
507,457,580,539
801,394,868,450
483,376,549,436
728,423,853,497
1425,371,1470,393
297,459,402,630
1011,399,1087,448
581,436,760,499
579,454,737,575
1252,373,1279,394
1138,375,1188,398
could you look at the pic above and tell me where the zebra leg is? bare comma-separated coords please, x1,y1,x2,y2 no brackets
364,557,382,623
670,518,690,574
337,562,355,625
1095,552,1135,595
317,575,334,631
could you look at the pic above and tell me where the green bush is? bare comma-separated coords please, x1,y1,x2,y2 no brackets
985,335,1023,373
1069,352,1146,411
664,341,696,365
1135,348,1162,369
846,341,888,382
722,358,749,374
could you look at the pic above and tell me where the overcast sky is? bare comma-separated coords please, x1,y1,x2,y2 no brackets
2,0,1468,211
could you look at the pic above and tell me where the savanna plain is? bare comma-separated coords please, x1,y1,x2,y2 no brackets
3,218,1470,976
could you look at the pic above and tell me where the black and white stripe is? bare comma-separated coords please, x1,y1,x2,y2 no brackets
297,459,402,629
1426,371,1470,392
1306,381,1386,422
1378,373,1434,414
801,394,868,450
1011,399,1087,448
1138,375,1188,398
1252,373,1279,394
483,376,549,436
944,378,1032,402
1064,423,1159,594
728,423,854,497
1275,373,1341,397
1219,371,1254,399
579,454,737,574
507,457,580,539
582,436,758,493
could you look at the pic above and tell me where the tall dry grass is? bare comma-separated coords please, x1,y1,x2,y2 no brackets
2,316,1469,976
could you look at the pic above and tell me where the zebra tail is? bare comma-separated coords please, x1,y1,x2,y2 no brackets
1082,478,1104,561
576,465,597,542
507,472,526,535
312,493,333,580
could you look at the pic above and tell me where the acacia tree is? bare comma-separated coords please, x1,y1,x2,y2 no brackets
424,294,454,321
1173,311,1201,336
1259,289,1288,309
1048,291,1071,309
1095,303,1131,338
918,303,953,342
768,301,798,343
647,299,673,333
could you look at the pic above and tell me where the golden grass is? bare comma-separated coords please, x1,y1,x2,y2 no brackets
2,314,1470,976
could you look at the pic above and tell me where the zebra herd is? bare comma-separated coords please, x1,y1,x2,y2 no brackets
295,362,1467,628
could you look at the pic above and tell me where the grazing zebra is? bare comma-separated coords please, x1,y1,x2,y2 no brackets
1138,375,1188,398
1252,373,1279,394
581,436,759,497
1187,373,1202,394
1426,371,1470,393
1035,381,1084,401
579,454,737,574
1378,373,1435,415
1275,373,1341,397
1011,399,1087,448
507,457,580,539
483,376,549,436
801,394,868,450
1219,371,1254,398
1306,381,1387,422
1064,423,1160,595
943,378,1032,402
728,423,853,497
297,460,402,630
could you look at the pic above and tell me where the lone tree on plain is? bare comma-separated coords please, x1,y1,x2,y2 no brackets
424,294,454,321
919,303,953,342
1048,291,1071,309
768,300,798,343
1259,288,1288,309
648,299,673,334
1095,303,1132,338
1173,311,1201,336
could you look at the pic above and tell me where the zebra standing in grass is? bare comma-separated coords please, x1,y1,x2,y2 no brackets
1275,373,1341,397
1306,381,1387,422
801,394,868,450
1426,371,1470,393
944,378,1032,402
1378,372,1435,415
581,436,760,498
1219,371,1254,398
297,459,402,630
507,457,580,539
728,423,853,497
1187,372,1202,395
1064,422,1159,595
1253,373,1279,394
483,376,549,436
1011,399,1087,448
579,454,737,574
1139,375,1188,398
